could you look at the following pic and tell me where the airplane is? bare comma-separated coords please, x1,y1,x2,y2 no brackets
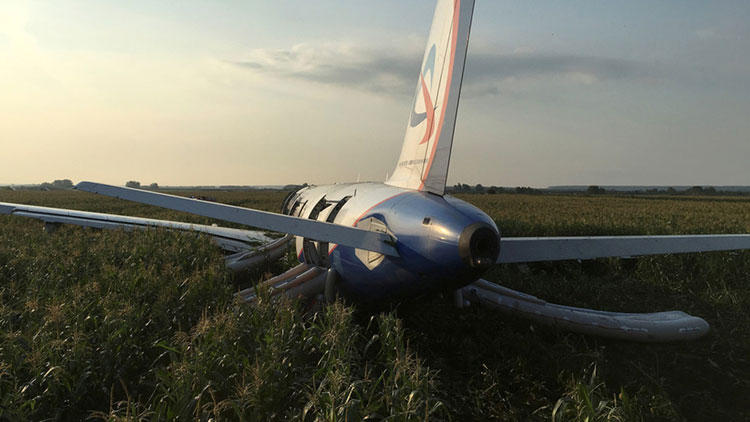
2,0,750,343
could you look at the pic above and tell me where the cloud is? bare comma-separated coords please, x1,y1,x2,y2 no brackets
467,53,653,82
232,42,659,98
233,42,419,96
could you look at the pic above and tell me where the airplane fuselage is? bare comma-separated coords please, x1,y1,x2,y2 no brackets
282,182,501,302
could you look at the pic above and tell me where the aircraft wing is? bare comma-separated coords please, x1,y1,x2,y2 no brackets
0,201,273,253
75,182,399,257
498,235,750,263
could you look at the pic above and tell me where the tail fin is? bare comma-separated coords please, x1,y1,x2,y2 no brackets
386,0,475,196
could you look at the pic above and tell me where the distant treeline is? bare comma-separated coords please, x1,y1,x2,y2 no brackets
448,183,750,196
37,179,74,191
5,180,749,197
448,184,542,195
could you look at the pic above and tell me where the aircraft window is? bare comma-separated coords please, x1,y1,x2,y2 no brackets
422,217,432,225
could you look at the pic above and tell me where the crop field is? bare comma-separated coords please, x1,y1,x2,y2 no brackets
0,189,749,421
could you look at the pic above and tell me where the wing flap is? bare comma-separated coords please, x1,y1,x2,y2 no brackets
75,182,398,257
498,235,750,264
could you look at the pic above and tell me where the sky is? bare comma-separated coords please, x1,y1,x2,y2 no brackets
1,0,749,188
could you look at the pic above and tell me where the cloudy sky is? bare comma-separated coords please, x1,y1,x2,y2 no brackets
1,1,749,187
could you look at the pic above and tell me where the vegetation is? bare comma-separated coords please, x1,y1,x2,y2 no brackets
0,189,749,421
586,185,606,195
38,179,74,191
448,182,750,196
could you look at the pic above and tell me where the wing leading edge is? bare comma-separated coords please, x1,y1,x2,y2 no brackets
498,235,750,264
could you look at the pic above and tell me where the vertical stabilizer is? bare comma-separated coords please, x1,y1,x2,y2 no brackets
386,0,475,195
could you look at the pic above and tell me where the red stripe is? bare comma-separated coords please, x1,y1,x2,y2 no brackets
419,0,461,190
418,74,435,145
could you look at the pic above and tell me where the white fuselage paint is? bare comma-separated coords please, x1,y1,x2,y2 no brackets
285,182,411,257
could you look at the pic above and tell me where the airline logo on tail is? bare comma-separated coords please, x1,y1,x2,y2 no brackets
387,0,473,196
409,44,437,145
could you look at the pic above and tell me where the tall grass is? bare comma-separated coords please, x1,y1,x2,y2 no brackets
0,199,443,420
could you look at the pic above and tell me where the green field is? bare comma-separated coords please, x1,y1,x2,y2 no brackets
1,189,749,421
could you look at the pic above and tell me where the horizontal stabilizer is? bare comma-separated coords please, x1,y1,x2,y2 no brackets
75,182,398,257
498,235,750,264
459,279,709,342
